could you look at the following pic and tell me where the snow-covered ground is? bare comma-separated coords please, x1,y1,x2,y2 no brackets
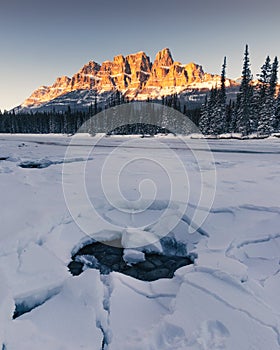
0,134,280,349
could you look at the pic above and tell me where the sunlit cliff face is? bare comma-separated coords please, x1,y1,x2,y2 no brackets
22,48,236,107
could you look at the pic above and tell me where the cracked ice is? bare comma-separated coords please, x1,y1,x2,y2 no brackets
0,134,280,349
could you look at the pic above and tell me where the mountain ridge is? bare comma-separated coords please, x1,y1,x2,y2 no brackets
18,48,238,113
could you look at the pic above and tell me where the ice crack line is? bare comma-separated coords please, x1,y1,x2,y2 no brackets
235,233,280,249
98,274,113,350
118,276,177,299
185,278,280,346
239,204,280,214
225,233,280,260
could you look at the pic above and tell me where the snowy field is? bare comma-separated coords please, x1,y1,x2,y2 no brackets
0,134,280,350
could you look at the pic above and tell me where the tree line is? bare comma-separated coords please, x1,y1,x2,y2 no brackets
0,91,200,135
1,45,278,136
199,45,280,136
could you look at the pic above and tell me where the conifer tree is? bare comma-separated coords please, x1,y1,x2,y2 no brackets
250,57,271,133
250,88,261,133
225,100,234,133
213,57,227,134
199,95,210,134
235,45,253,135
258,56,278,135
267,56,278,132
269,56,278,97
274,92,280,132
229,95,240,133
206,87,219,134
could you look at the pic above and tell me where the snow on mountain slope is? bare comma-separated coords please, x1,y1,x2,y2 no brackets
16,48,238,113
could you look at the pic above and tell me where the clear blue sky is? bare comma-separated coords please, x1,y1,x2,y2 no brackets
0,0,279,111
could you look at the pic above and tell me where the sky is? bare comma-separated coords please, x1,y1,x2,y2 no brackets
0,0,280,111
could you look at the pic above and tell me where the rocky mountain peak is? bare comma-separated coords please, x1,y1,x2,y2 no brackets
20,48,237,110
154,48,174,67
146,48,175,87
53,76,71,87
79,61,101,75
184,62,204,83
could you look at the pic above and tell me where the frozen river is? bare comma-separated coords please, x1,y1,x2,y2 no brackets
0,134,280,349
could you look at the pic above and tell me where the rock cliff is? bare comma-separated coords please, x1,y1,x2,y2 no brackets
21,48,236,109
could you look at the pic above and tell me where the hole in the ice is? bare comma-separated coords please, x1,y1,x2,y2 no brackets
68,238,194,281
18,160,52,169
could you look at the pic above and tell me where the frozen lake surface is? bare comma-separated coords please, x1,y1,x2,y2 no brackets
0,134,280,349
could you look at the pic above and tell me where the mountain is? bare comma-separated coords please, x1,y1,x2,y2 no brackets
17,48,238,113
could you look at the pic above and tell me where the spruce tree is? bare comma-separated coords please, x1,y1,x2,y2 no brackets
270,57,279,132
258,56,278,135
225,100,234,133
268,56,278,133
250,87,261,133
274,92,280,132
199,95,210,134
207,87,219,134
259,56,272,87
235,45,253,135
257,56,271,126
269,56,278,97
213,57,227,134
229,95,240,133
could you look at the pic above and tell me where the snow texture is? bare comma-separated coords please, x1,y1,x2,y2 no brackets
0,134,280,349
